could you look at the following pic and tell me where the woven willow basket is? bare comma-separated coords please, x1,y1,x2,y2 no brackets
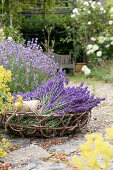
2,111,91,138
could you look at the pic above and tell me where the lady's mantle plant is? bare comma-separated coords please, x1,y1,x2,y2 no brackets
14,69,105,115
71,125,113,170
0,65,23,114
0,65,13,114
0,138,11,159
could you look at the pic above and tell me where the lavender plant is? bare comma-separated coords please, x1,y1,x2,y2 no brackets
13,69,105,115
0,38,57,93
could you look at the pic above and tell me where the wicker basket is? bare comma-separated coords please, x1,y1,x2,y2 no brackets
2,111,91,138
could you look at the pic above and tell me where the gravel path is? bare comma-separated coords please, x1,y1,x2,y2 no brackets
2,81,113,170
68,81,113,135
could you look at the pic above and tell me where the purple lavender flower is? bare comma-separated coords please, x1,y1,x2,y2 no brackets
14,70,105,115
0,39,57,92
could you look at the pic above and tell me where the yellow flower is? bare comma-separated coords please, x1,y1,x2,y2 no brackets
72,156,85,170
106,125,113,141
7,92,11,96
8,96,14,103
2,138,6,144
0,66,13,114
80,140,92,153
71,126,113,170
15,95,23,109
5,87,10,92
16,102,23,109
2,151,7,158
17,95,23,101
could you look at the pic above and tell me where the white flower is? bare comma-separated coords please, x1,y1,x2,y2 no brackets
88,10,91,14
91,4,95,9
81,65,87,72
84,68,91,76
93,44,99,51
97,2,101,6
0,28,4,37
104,37,108,41
86,50,94,55
99,40,104,44
86,51,90,55
109,20,113,25
98,36,106,44
88,21,91,25
105,44,110,48
8,37,13,41
73,8,79,15
86,44,93,50
92,1,96,5
98,36,107,41
111,7,113,12
91,37,96,41
83,8,86,11
97,51,102,57
0,28,3,33
89,1,92,3
111,41,113,45
83,1,89,6
110,37,113,41
73,8,78,13
81,66,91,76
90,49,94,54
100,7,104,11
71,14,75,18
104,10,106,13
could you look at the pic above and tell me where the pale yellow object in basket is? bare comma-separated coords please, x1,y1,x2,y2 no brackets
14,100,42,114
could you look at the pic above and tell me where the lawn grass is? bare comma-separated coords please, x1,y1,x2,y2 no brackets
68,72,105,84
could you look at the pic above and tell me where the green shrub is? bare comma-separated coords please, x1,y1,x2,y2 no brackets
92,60,113,82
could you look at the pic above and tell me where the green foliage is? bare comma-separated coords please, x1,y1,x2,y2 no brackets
3,27,23,42
0,0,74,55
105,0,113,6
65,0,109,62
21,14,72,54
42,0,56,11
69,59,113,83
10,115,69,129
0,0,35,39
86,36,113,65
92,59,113,82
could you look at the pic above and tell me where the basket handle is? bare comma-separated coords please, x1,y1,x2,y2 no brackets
5,109,18,131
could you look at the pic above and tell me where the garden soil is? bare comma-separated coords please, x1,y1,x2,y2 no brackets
2,81,113,170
